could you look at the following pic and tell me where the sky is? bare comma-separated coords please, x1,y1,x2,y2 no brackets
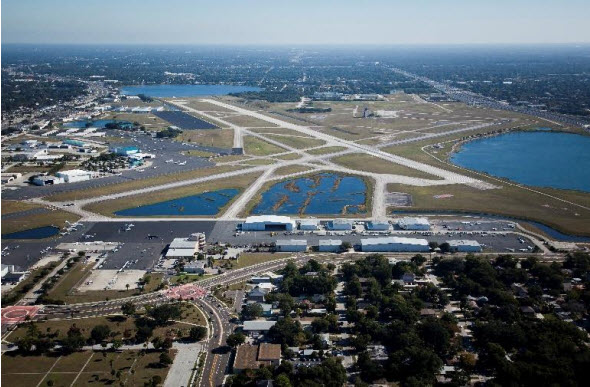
2,0,590,45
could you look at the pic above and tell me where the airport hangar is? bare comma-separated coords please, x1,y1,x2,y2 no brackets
242,216,296,232
361,236,430,252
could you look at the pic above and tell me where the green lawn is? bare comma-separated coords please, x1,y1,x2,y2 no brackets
244,136,286,156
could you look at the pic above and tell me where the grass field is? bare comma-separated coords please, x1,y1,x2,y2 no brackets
7,303,204,344
1,350,176,387
273,165,314,176
264,134,326,149
231,252,291,269
306,146,348,155
332,153,441,179
1,206,81,235
222,114,278,128
1,200,45,214
84,172,261,217
45,165,240,202
177,128,234,148
272,152,302,160
386,182,590,237
244,136,286,156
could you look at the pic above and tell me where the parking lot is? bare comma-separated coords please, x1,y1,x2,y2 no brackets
2,218,539,273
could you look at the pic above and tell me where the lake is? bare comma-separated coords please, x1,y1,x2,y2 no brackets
252,173,367,215
2,226,60,239
451,131,590,192
114,189,239,216
120,84,262,98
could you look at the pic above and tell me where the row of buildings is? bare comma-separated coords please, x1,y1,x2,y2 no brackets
241,216,431,232
274,237,482,253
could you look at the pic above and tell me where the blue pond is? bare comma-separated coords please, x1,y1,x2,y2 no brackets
252,173,367,215
2,226,60,239
63,119,132,128
120,84,262,98
114,189,239,216
451,131,590,192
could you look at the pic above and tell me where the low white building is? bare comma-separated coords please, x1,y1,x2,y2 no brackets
447,240,482,252
32,175,65,186
56,169,96,183
327,219,354,230
299,219,320,231
366,220,390,231
242,215,295,232
318,239,342,252
397,217,431,230
184,261,206,274
275,239,307,252
243,320,277,337
361,237,430,252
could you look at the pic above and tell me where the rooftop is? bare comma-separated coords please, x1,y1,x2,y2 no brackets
361,236,429,246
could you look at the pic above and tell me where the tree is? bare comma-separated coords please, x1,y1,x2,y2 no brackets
90,324,111,344
159,352,173,367
62,325,85,353
189,326,207,341
148,304,181,326
226,332,246,348
121,302,136,316
439,242,451,254
241,303,263,320
340,241,352,251
411,254,427,266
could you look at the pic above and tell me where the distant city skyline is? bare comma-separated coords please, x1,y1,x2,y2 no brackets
2,0,590,45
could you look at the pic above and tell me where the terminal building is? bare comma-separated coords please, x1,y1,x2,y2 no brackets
275,239,307,252
366,220,390,231
242,216,295,231
299,219,320,231
361,237,430,252
318,239,342,252
327,219,354,231
447,240,482,253
396,217,431,231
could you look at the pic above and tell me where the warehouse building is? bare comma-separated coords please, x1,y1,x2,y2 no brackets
242,215,295,231
112,146,140,156
184,261,206,274
327,219,354,231
299,219,320,231
318,239,342,252
275,239,307,252
56,169,96,183
396,217,431,230
366,220,390,231
447,240,482,252
361,237,430,252
243,320,277,337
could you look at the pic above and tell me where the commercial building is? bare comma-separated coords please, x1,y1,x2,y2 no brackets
56,169,96,183
396,217,431,230
318,239,342,252
233,344,281,373
165,233,204,259
327,219,354,231
361,237,430,252
184,261,206,274
242,215,295,232
112,146,140,156
299,219,320,231
242,320,277,337
366,220,390,231
447,240,482,253
275,239,307,252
